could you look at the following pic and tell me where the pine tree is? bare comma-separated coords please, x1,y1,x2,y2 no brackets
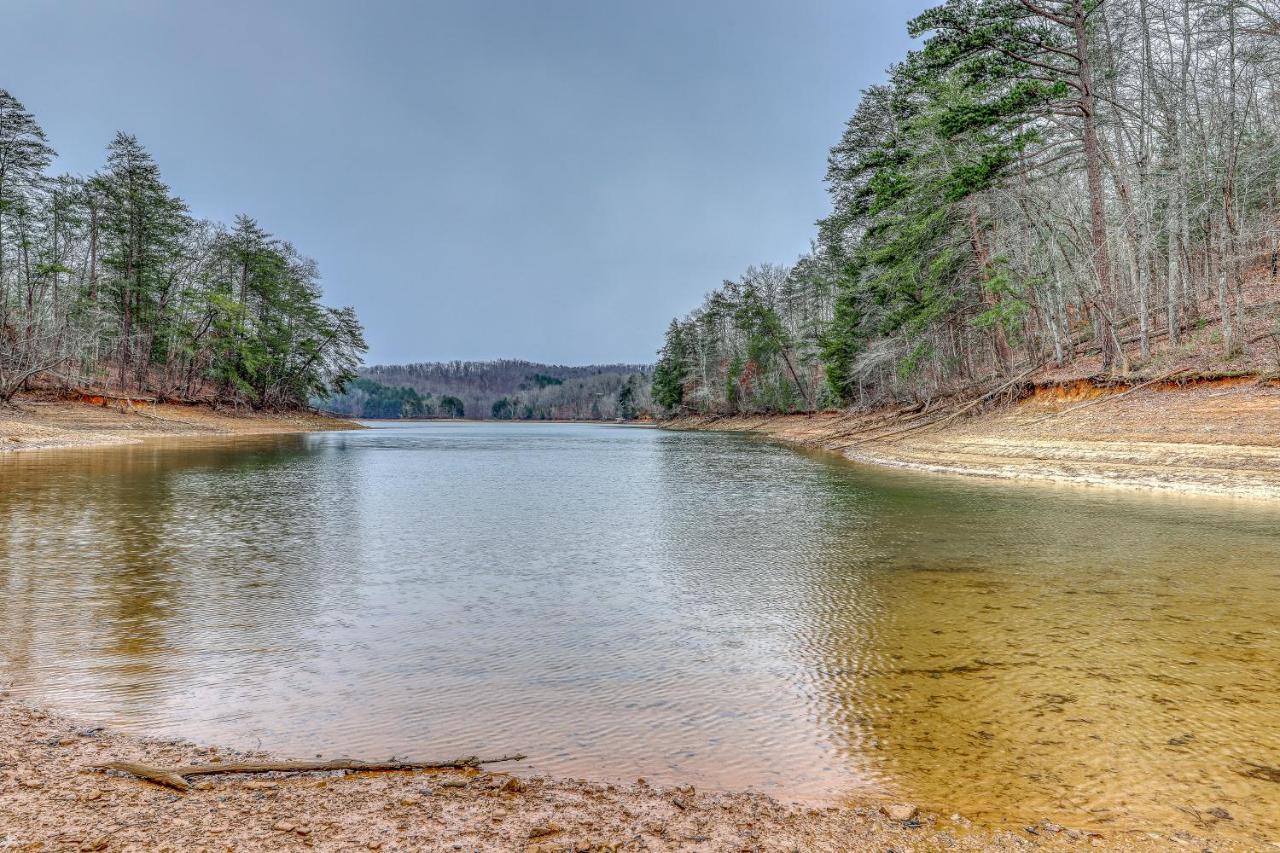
96,132,191,392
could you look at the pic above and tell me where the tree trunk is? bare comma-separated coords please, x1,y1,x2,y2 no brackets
1073,0,1127,374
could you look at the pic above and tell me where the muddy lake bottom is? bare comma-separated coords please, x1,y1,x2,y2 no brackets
2,422,1279,845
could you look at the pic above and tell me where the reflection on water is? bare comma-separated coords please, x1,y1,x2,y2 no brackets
1,423,1278,842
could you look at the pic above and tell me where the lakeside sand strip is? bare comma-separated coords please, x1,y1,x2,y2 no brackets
0,697,1199,852
666,379,1280,501
0,397,363,453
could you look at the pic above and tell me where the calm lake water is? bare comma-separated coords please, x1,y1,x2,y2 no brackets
2,422,1279,840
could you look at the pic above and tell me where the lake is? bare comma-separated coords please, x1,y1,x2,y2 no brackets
2,422,1279,840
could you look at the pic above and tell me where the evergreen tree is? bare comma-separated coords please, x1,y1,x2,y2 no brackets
651,319,690,412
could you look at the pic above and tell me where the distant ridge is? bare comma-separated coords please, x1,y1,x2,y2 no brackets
321,360,653,420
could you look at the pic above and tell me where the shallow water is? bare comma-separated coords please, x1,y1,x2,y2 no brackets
2,422,1278,840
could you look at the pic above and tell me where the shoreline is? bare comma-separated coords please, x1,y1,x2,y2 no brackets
1,388,1271,850
0,695,1195,851
0,396,363,454
663,377,1280,501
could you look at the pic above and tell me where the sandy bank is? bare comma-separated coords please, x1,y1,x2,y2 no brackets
0,696,1200,852
666,378,1280,500
0,395,361,453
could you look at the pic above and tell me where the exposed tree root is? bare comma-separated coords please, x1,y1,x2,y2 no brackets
1023,367,1191,425
95,754,527,791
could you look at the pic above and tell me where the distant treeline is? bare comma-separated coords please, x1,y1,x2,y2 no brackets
319,360,653,420
0,89,366,408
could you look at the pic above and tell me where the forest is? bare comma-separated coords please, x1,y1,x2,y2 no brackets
653,0,1280,416
0,90,366,409
324,360,653,420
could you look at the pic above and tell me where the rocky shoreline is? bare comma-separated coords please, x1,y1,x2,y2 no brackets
665,377,1280,501
0,695,1205,851
0,395,362,453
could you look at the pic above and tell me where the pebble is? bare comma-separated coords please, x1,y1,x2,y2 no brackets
500,777,526,793
83,789,104,802
272,820,297,832
529,821,563,838
884,803,918,822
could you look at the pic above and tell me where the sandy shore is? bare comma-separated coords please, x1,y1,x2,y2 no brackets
0,396,362,453
0,695,1203,852
666,377,1280,500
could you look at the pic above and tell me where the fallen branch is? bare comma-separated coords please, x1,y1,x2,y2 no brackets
833,362,1045,449
95,754,527,791
1023,367,1191,425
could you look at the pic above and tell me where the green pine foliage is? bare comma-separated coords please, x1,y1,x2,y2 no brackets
0,90,365,408
656,0,1280,415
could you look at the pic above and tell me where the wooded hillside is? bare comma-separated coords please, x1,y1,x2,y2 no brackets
326,361,653,420
654,0,1280,416
0,90,366,410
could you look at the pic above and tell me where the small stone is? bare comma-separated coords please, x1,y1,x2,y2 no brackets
529,822,563,839
884,803,918,822
366,843,383,851
294,826,311,836
399,797,418,806
20,779,43,789
272,820,297,833
438,778,467,788
79,838,109,852
1207,807,1232,821
58,737,77,746
1041,821,1063,834
83,789,104,801
243,780,278,790
500,776,525,793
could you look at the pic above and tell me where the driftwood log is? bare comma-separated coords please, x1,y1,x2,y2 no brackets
95,754,527,791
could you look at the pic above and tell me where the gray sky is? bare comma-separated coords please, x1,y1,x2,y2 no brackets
6,0,930,365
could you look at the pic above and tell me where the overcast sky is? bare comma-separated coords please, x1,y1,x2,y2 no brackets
6,0,930,365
